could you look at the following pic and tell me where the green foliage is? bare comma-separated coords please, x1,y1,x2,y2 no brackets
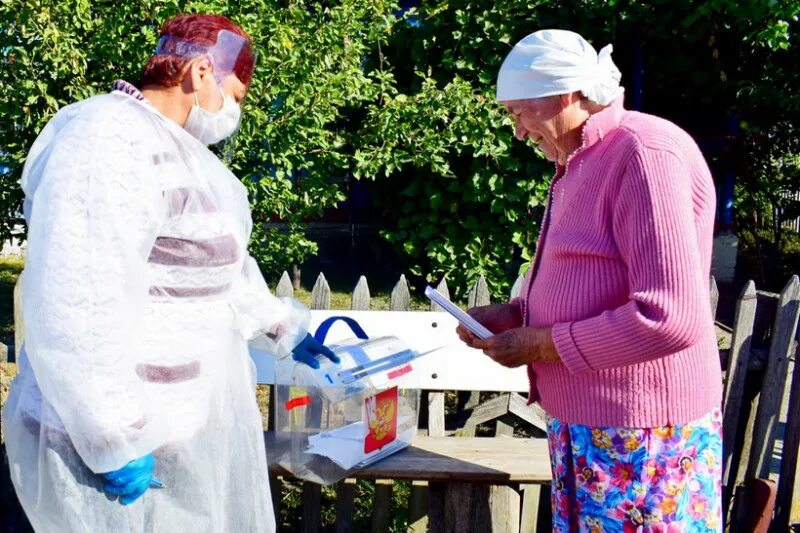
2,0,799,295
0,0,398,274
354,1,558,296
354,73,549,295
276,478,410,531
734,121,800,289
230,0,399,273
352,0,800,296
366,0,800,294
1,1,174,241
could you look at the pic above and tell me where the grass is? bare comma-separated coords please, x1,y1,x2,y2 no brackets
291,286,431,311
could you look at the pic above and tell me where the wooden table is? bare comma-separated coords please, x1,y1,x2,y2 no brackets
265,433,552,532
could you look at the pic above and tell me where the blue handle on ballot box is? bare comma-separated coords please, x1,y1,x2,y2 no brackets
314,316,369,344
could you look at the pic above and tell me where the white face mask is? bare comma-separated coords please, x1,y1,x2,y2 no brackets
184,82,241,145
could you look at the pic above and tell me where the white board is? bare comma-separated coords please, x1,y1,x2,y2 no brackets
249,310,529,392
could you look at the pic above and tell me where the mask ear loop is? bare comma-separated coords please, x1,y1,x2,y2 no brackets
192,54,226,113
216,80,228,104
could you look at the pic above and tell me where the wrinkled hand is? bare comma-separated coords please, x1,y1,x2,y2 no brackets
101,453,156,505
456,303,522,346
470,327,561,368
292,333,340,369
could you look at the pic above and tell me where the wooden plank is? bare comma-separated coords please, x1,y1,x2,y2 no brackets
468,275,491,308
460,393,507,437
458,415,478,437
519,485,541,533
463,391,482,411
370,480,394,533
431,278,450,312
734,393,760,489
311,273,331,310
710,275,719,320
302,481,322,533
292,264,302,290
489,485,521,533
391,274,411,311
722,280,757,491
407,480,429,533
438,483,521,533
496,420,515,438
335,479,357,533
410,379,440,532
457,389,482,430
428,392,446,437
508,393,548,432
461,394,510,429
509,274,524,302
443,484,493,533
265,435,552,483
14,274,23,356
276,271,294,298
746,275,800,480
775,345,800,529
351,276,371,310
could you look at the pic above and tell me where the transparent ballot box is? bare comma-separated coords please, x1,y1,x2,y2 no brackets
273,317,420,485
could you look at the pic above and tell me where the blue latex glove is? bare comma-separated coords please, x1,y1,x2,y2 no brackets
101,453,157,505
292,333,340,369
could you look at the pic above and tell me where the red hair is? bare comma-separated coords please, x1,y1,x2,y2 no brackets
140,14,255,88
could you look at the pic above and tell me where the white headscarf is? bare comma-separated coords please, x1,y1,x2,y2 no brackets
496,29,624,105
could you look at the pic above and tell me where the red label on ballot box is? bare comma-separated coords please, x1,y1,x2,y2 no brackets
364,386,398,453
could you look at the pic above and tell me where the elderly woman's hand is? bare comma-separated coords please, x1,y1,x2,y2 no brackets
455,303,522,347
470,327,561,368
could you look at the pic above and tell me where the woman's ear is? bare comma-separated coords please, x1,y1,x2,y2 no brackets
559,93,577,108
188,56,214,92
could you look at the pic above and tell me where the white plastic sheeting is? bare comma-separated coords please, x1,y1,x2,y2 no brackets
2,89,308,532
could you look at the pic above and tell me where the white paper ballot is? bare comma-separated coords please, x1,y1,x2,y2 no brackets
305,417,415,470
306,422,367,469
424,286,494,339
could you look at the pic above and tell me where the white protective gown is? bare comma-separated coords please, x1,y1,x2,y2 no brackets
1,88,309,532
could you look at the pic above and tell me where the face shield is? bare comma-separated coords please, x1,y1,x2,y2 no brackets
155,29,255,84
155,29,256,157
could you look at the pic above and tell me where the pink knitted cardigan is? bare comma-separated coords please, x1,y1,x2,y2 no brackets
518,97,722,428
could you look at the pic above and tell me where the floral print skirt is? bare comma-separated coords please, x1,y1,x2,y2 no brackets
547,408,723,532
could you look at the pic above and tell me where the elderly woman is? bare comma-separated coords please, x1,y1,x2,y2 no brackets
457,30,723,531
2,14,337,532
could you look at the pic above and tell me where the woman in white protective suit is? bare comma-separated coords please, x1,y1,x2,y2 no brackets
2,14,339,532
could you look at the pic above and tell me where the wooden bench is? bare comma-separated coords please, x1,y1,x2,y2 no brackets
253,302,552,533
264,434,551,532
